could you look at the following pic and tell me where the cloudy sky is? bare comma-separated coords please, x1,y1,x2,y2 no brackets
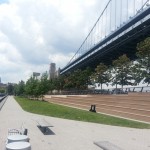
0,0,108,83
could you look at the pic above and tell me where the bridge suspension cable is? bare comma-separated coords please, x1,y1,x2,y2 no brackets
63,0,150,73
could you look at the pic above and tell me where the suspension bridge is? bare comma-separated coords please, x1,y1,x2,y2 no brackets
60,0,150,75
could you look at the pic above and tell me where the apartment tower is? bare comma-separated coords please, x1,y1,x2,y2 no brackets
49,63,56,79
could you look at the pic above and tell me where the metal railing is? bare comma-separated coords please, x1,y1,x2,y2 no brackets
49,86,150,95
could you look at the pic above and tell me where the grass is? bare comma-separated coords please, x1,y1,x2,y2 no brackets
15,96,150,129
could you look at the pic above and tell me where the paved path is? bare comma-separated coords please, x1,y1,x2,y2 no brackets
0,96,150,150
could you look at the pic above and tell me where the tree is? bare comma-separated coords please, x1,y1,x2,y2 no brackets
39,72,50,99
62,68,92,91
63,73,74,90
57,75,66,91
81,67,93,89
130,62,143,85
52,75,65,93
110,66,118,89
14,80,25,96
25,76,40,98
7,83,15,95
71,69,86,90
0,88,5,94
112,54,132,88
94,63,110,90
136,37,150,85
48,79,55,93
14,84,19,96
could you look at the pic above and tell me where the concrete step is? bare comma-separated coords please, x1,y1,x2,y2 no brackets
45,93,150,123
47,97,150,106
48,98,150,116
48,99,150,122
45,97,150,110
50,95,150,103
96,108,150,123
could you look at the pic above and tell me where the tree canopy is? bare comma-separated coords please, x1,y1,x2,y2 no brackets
94,63,110,90
136,37,150,85
112,54,132,88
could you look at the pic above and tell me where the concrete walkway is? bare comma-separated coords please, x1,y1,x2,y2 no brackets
0,96,150,150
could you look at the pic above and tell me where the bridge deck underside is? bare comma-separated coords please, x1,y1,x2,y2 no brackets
79,19,150,70
61,10,150,74
69,19,149,72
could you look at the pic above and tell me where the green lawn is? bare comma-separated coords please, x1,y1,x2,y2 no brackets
15,96,150,129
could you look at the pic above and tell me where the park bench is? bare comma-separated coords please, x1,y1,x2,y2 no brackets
36,119,53,133
94,141,124,150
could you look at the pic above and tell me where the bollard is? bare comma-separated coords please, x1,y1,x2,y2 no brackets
24,129,28,135
89,105,96,113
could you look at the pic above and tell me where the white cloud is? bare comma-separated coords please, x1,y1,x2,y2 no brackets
0,0,107,83
48,52,75,69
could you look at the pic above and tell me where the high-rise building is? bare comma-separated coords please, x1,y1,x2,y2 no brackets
49,63,56,79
